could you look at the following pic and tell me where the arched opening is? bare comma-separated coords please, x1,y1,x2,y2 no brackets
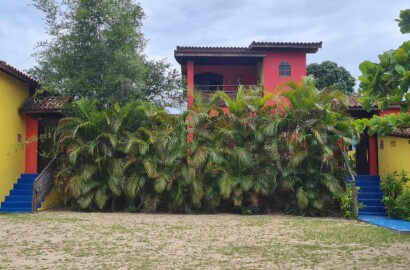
279,61,291,77
194,72,223,91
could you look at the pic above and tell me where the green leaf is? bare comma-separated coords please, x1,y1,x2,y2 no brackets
393,48,409,65
395,64,406,76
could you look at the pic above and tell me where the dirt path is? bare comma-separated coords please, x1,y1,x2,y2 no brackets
0,211,409,269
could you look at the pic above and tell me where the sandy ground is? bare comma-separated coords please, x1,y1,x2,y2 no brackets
0,211,410,269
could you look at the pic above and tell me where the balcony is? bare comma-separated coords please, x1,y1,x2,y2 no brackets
195,85,258,105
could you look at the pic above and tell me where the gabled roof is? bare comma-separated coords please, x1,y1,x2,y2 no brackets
249,41,322,53
0,61,39,86
174,41,323,65
20,96,70,115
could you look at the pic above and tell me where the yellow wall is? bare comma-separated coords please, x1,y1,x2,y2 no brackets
378,136,410,178
38,187,62,211
0,72,29,205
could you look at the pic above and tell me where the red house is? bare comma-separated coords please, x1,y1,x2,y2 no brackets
174,41,322,107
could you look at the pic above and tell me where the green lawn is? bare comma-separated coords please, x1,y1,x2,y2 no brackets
0,211,410,269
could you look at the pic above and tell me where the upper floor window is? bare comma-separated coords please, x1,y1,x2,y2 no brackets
279,61,291,77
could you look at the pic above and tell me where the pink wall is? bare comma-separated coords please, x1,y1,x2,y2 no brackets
187,61,194,107
194,65,257,90
262,51,306,93
25,116,38,173
378,107,401,116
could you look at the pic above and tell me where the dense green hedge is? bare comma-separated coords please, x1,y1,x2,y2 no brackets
54,77,358,216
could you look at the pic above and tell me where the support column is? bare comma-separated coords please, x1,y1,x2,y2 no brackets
369,135,378,176
25,116,38,173
187,61,194,108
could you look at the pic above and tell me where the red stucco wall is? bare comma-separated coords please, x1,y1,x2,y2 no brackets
262,51,306,93
25,116,38,173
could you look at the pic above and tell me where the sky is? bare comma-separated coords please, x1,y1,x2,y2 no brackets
0,0,409,83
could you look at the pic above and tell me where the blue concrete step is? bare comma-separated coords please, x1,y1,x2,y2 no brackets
355,175,381,181
359,199,383,207
0,207,32,213
1,201,32,208
358,192,383,199
359,212,387,216
4,195,32,202
0,173,38,213
355,181,380,187
9,189,33,196
358,186,381,193
352,175,386,216
360,205,385,213
13,183,34,190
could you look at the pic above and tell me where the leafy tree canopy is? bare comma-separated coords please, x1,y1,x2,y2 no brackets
355,10,410,135
29,0,182,107
396,9,410,34
307,61,356,94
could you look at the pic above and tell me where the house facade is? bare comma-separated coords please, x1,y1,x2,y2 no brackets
174,41,322,107
0,61,67,212
0,61,39,206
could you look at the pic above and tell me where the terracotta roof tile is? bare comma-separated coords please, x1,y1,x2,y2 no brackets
20,96,71,115
249,41,323,52
0,61,39,86
174,41,323,64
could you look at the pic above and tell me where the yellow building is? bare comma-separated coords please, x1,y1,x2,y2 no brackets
0,61,38,208
0,61,67,213
378,130,410,178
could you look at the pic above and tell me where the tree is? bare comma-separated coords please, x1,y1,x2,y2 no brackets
396,9,410,34
356,9,410,134
307,61,356,94
29,0,182,107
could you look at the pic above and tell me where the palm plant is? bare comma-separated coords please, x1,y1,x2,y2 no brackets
277,76,358,215
54,98,124,210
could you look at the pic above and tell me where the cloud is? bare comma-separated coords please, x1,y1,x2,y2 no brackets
1,0,409,82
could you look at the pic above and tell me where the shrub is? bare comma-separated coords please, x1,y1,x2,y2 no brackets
335,184,362,219
381,171,410,218
395,188,410,221
53,78,357,216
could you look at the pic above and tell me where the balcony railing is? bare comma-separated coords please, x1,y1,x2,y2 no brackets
194,85,261,106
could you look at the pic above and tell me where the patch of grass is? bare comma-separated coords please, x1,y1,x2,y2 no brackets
0,212,410,269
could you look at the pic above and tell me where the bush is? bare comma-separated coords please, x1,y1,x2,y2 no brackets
336,184,356,219
381,171,410,218
395,189,410,221
54,79,357,216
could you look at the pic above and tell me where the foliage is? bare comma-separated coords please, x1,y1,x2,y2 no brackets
380,171,410,218
307,61,356,94
395,188,410,221
355,112,410,136
335,184,363,219
396,9,410,34
29,0,182,107
280,77,358,215
54,78,357,216
54,98,178,210
356,10,410,134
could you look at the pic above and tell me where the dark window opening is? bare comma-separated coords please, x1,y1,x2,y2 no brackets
279,61,291,77
194,72,223,91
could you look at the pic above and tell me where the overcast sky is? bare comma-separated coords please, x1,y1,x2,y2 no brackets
0,0,409,82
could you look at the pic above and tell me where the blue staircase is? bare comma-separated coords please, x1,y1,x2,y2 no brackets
355,175,386,216
0,173,39,213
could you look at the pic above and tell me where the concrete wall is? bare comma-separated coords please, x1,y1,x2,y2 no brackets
378,135,410,177
0,72,29,205
262,51,307,93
